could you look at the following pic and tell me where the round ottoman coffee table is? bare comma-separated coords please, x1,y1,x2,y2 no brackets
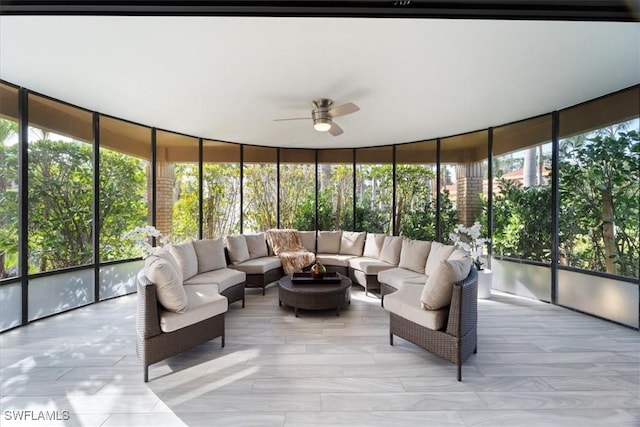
278,274,351,317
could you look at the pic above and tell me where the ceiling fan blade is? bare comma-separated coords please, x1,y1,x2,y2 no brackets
273,117,310,121
328,122,344,137
328,102,360,118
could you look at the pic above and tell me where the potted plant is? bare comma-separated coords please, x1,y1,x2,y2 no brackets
449,221,492,298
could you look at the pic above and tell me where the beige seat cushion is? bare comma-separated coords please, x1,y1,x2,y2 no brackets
317,230,342,254
398,239,432,274
339,231,366,256
380,235,403,266
299,231,317,253
348,257,395,275
316,253,357,267
363,233,386,259
384,284,449,331
230,256,281,274
159,284,227,333
226,235,250,265
378,267,427,290
183,268,246,292
245,233,269,259
424,241,455,275
144,254,188,313
170,242,198,281
193,238,227,273
421,258,472,310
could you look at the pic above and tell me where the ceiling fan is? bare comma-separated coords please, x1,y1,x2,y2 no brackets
274,98,360,136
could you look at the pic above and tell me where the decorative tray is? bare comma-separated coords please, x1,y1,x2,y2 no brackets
291,271,342,284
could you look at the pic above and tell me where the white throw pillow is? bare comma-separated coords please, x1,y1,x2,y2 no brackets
245,233,269,259
421,258,472,310
363,233,386,259
170,242,198,281
424,241,456,275
145,254,188,313
448,248,469,261
339,231,366,256
299,231,317,252
153,247,183,283
192,238,227,273
398,239,432,274
380,235,403,265
225,235,250,265
317,230,342,253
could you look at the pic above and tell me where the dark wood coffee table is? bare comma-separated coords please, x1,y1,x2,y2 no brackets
278,273,351,317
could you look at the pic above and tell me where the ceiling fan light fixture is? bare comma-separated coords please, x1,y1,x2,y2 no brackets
314,120,332,132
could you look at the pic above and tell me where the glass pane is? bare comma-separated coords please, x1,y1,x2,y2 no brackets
28,268,93,320
99,260,143,300
492,115,552,262
355,146,393,233
202,140,241,238
0,83,19,280
317,149,353,230
28,94,93,273
0,282,21,332
99,116,151,261
243,146,277,233
279,149,315,230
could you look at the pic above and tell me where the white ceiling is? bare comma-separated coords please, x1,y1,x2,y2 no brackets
1,16,638,149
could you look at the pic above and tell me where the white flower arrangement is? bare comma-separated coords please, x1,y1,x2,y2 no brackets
449,221,490,270
123,225,170,258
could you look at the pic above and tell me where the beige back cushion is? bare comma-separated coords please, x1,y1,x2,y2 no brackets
339,231,366,256
448,248,469,261
421,258,472,310
225,235,250,265
299,231,317,253
169,242,198,281
245,233,269,259
317,230,342,253
380,235,403,266
424,241,455,274
398,239,432,274
192,238,227,273
145,254,188,313
363,233,386,259
153,247,183,283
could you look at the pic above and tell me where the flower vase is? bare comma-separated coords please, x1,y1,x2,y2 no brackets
477,269,493,299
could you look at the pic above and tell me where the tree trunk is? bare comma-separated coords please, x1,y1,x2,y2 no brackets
601,189,617,275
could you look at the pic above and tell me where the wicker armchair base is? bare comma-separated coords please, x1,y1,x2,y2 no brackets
220,282,246,308
246,268,283,295
380,282,396,307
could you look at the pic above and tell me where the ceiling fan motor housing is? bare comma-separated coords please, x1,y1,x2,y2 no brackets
312,98,333,130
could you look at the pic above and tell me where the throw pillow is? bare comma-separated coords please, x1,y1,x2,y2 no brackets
424,241,455,275
363,233,386,259
169,242,198,281
448,248,469,261
245,233,269,259
421,258,472,310
153,247,183,283
144,254,188,313
317,230,342,253
339,231,366,256
380,235,403,265
225,235,250,265
298,231,317,252
192,238,227,273
398,239,432,274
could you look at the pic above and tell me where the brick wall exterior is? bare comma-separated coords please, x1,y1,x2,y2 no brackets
456,162,484,227
148,161,175,237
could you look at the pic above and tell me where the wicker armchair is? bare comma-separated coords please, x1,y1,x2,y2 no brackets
388,267,478,381
136,271,225,382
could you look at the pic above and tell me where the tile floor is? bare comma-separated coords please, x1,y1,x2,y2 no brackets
1,284,639,426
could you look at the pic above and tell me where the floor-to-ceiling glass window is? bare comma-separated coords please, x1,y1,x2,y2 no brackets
317,149,353,230
156,131,199,243
243,145,277,233
279,148,315,230
203,140,241,238
355,146,393,234
28,94,94,319
395,140,438,240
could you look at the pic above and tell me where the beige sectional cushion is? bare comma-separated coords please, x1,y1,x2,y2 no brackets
226,235,250,265
245,233,269,259
398,239,432,274
170,242,199,281
348,257,395,275
420,258,472,310
339,231,366,256
192,238,227,273
183,268,246,292
317,230,342,254
378,267,427,290
230,256,281,274
153,247,183,283
384,285,449,331
448,248,469,261
316,254,357,267
424,241,456,274
363,233,386,259
299,231,317,252
380,235,403,266
159,284,228,333
144,254,188,313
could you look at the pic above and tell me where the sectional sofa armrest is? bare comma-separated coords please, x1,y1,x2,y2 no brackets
445,267,478,338
136,271,162,339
